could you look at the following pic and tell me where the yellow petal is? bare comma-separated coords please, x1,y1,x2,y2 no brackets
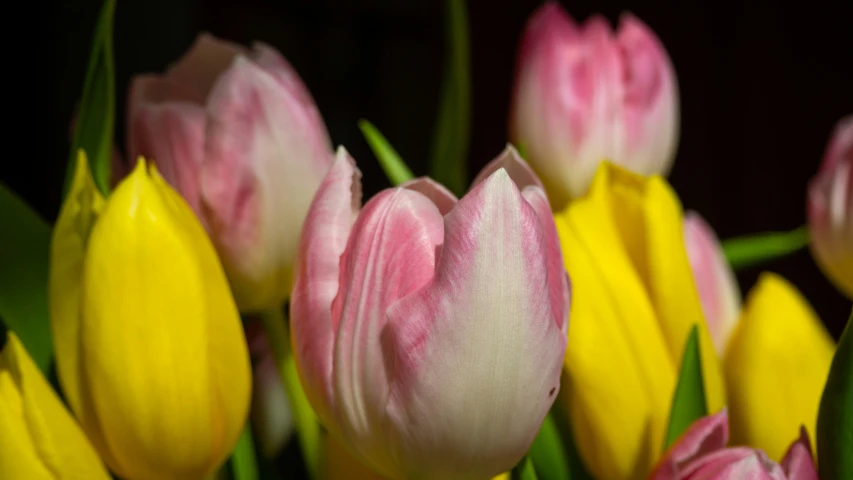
48,149,105,416
555,163,725,480
77,158,251,478
723,273,835,461
0,332,110,478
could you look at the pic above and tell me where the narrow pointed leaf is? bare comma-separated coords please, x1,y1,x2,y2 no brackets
64,0,116,199
817,310,853,480
549,397,593,480
0,184,52,372
231,422,259,480
663,324,707,448
428,0,471,196
527,413,569,480
512,456,539,480
721,226,809,270
357,119,414,186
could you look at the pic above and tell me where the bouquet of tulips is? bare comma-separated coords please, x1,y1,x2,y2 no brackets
2,1,851,479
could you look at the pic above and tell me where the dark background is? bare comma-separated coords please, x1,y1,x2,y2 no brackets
21,0,853,339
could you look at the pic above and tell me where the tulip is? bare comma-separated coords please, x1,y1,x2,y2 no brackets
128,32,335,312
553,162,724,480
49,151,252,479
723,273,835,462
291,146,569,480
0,332,110,478
682,211,742,355
807,114,853,299
509,2,679,209
650,409,817,480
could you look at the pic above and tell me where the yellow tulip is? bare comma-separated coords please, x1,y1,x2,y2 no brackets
724,273,835,461
0,332,110,478
554,162,725,480
49,151,252,479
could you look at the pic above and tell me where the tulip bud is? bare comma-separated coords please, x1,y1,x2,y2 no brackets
128,33,335,312
510,2,679,208
723,273,835,461
291,146,569,480
0,332,110,478
683,211,742,355
808,114,853,299
650,409,817,480
49,151,251,479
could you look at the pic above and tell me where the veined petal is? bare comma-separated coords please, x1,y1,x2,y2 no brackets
291,149,362,427
331,187,444,476
0,333,109,478
399,177,458,216
382,169,566,480
683,448,784,480
780,427,818,480
80,159,250,478
650,409,729,480
723,273,835,461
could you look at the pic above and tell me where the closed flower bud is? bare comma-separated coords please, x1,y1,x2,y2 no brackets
128,33,335,312
510,2,679,208
291,146,569,480
49,151,252,479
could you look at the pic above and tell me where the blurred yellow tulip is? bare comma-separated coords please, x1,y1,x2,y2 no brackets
0,332,110,479
554,162,725,480
48,151,251,479
724,273,835,461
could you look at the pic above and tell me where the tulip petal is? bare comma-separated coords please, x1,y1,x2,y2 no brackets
330,186,445,476
683,212,742,355
471,145,543,191
165,32,249,98
291,149,362,427
780,427,818,480
400,177,458,216
651,410,728,480
683,448,785,480
723,273,835,461
382,168,566,479
79,160,250,478
0,333,110,478
203,54,334,311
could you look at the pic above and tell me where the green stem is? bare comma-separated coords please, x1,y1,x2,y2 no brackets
721,225,810,270
231,422,259,480
260,308,322,479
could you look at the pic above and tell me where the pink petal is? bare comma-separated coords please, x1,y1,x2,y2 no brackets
202,54,335,311
328,186,445,475
165,32,250,98
684,449,785,480
683,212,742,355
650,409,729,480
470,145,543,192
381,168,567,479
400,177,459,216
290,149,362,426
779,427,818,480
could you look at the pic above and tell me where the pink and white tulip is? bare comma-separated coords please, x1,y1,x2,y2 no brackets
683,212,742,356
808,114,853,299
290,146,570,480
509,2,679,208
128,33,334,312
650,409,817,480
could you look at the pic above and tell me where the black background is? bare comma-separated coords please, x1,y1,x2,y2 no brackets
21,0,853,341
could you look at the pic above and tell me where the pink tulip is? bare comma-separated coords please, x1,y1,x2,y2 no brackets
808,114,853,299
128,33,335,312
290,146,570,480
650,409,817,480
683,212,742,356
509,1,679,208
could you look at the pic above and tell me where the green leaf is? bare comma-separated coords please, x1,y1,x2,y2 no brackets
428,0,471,196
721,226,809,270
231,422,259,480
548,397,593,480
527,414,569,480
663,324,707,449
64,0,116,199
817,309,853,480
0,184,53,372
512,456,539,480
357,120,415,186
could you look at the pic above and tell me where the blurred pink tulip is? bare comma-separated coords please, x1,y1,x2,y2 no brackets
128,33,335,312
808,114,853,299
683,212,742,355
290,146,570,480
509,1,679,208
650,409,817,480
